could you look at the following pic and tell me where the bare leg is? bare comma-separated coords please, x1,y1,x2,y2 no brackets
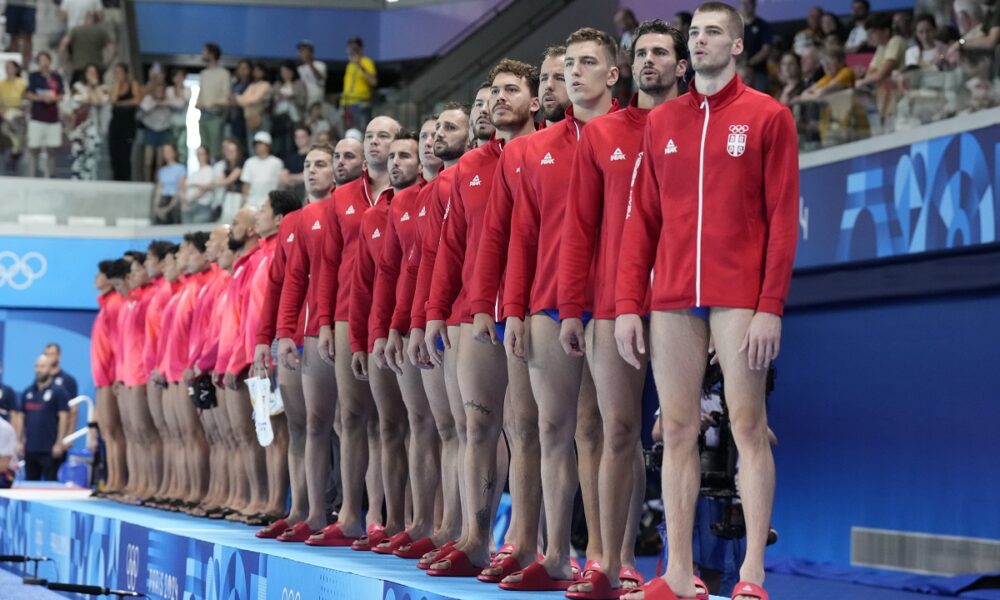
301,339,339,530
708,308,773,599
280,356,308,524
146,381,168,498
131,384,161,498
624,310,707,600
175,384,209,503
443,325,467,544
422,362,461,545
368,355,408,535
223,387,253,513
102,386,128,493
116,387,138,496
436,323,507,570
575,363,603,564
365,410,384,528
503,314,583,585
397,341,441,541
324,323,373,538
266,412,290,515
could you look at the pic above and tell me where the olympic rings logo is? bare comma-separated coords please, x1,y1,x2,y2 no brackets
125,543,140,589
0,251,47,290
729,124,750,134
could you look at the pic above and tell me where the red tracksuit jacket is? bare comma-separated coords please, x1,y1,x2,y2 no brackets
193,269,231,373
142,277,171,380
257,210,303,346
410,166,456,330
370,178,427,340
277,194,334,340
616,76,799,316
503,103,617,320
559,96,650,320
118,283,156,387
91,290,122,387
349,187,396,352
468,134,534,320
427,137,502,324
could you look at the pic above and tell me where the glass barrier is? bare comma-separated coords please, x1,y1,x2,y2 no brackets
0,176,154,226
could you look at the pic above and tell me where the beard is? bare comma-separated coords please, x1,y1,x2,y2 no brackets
542,103,566,123
227,234,245,252
434,143,465,162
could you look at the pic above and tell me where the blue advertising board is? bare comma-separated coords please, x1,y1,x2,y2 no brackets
797,123,998,269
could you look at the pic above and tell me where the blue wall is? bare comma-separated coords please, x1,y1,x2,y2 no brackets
767,290,1000,564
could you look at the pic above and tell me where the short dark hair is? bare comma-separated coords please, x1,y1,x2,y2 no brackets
914,13,936,29
108,258,131,279
865,13,892,31
478,80,492,91
280,60,299,80
694,2,745,40
347,36,364,49
565,27,618,65
98,259,115,276
184,231,211,254
489,58,541,97
441,101,471,117
854,0,871,11
631,19,689,63
421,113,439,125
267,190,302,217
124,250,147,265
7,60,22,77
45,342,61,353
393,130,420,142
147,240,175,260
204,42,221,60
295,124,312,137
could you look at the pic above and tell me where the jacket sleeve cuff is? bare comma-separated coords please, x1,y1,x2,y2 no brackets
425,307,447,322
615,299,643,315
410,316,426,330
468,300,494,316
501,303,526,320
755,297,785,316
558,303,584,320
370,327,389,342
255,333,273,346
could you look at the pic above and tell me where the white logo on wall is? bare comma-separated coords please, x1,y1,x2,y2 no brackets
125,543,140,589
0,251,47,290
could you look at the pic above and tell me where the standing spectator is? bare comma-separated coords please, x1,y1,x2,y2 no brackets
906,15,939,68
69,63,107,180
339,36,376,130
166,69,190,164
228,59,251,155
777,52,807,105
0,61,28,172
12,355,70,482
139,81,173,181
271,61,307,160
0,363,17,422
278,124,310,199
305,102,331,143
4,0,37,70
182,145,217,223
108,63,141,181
24,51,65,178
152,142,185,224
61,0,103,30
239,131,282,208
196,42,229,161
0,415,16,488
297,40,327,111
234,61,272,152
846,0,874,53
212,137,243,223
740,0,774,92
59,11,113,84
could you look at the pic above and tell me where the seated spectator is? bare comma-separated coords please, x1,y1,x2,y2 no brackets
24,51,65,178
279,124,311,199
59,10,113,84
820,11,846,44
166,69,190,163
950,0,1000,55
856,14,906,89
240,131,282,208
316,129,333,146
798,47,856,101
777,52,807,105
108,63,141,181
139,81,173,181
340,36,377,130
794,6,824,56
672,11,693,38
234,61,272,152
152,143,185,224
271,60,308,160
906,14,940,69
801,45,824,87
0,60,28,172
212,137,243,224
892,11,916,47
845,0,874,53
306,102,331,143
69,63,108,180
12,355,70,482
183,146,218,223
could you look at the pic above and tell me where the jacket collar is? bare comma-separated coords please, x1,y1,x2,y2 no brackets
687,73,746,111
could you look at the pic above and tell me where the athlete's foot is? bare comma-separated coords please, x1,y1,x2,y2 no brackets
732,566,765,600
500,556,574,586
622,575,700,600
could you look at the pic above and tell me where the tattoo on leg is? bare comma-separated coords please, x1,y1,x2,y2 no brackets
476,507,490,533
464,400,492,415
482,470,496,497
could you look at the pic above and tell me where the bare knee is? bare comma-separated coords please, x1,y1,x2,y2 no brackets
729,409,768,452
660,414,700,450
465,411,500,446
538,414,574,445
603,415,639,454
379,414,408,441
575,409,603,447
305,413,333,439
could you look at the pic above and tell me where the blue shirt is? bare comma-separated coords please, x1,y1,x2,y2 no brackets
158,163,186,196
27,70,64,123
0,384,16,422
52,369,78,400
19,382,69,454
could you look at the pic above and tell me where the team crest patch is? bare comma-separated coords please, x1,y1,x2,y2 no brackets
727,125,748,157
